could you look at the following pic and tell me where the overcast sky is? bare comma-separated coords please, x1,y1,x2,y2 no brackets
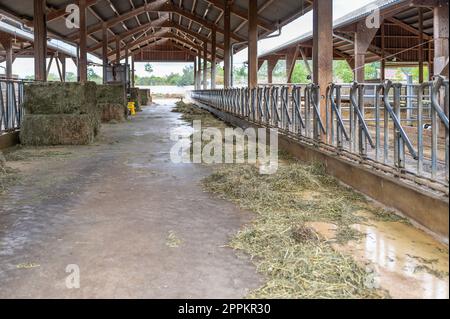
2,0,375,78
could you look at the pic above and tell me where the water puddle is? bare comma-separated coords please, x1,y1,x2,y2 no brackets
308,217,449,299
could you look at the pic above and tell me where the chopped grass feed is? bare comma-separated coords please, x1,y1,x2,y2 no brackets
173,101,394,299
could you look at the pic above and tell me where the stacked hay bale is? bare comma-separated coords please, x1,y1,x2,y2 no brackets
97,84,127,123
20,82,100,146
139,89,152,106
146,89,153,105
129,88,142,112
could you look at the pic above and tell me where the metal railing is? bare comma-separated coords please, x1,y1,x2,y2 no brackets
0,79,28,135
191,76,449,190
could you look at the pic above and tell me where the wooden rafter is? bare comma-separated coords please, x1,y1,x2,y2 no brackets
204,0,273,31
67,1,245,43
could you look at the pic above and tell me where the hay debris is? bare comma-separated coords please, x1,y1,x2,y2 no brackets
174,101,392,299
335,226,365,244
16,263,40,269
2,147,72,162
166,231,182,248
0,165,20,194
204,163,384,299
172,101,229,128
0,150,6,167
1,150,21,194
414,264,449,280
291,224,320,244
366,207,411,224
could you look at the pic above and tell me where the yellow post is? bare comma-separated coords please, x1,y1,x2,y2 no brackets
127,102,136,116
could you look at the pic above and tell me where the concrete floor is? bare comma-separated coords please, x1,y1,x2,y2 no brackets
0,100,261,299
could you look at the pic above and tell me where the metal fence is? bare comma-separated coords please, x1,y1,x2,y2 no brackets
191,76,449,189
0,79,28,134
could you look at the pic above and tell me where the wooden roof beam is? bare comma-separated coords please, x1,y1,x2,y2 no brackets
168,4,245,42
68,0,167,41
113,30,216,61
163,21,225,50
204,0,273,31
109,29,169,58
68,1,244,43
128,38,169,56
88,16,168,52
385,17,432,40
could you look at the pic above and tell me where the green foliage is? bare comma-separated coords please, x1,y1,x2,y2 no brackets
144,63,154,74
216,65,225,85
291,63,310,83
135,65,195,86
65,72,78,82
392,67,429,83
46,73,60,81
87,68,102,84
233,64,248,86
41,72,82,83
365,62,380,80
178,65,195,86
334,61,354,83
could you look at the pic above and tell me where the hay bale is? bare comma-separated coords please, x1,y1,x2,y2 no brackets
99,103,127,123
129,88,142,111
97,84,127,123
23,82,98,115
146,89,153,104
97,84,126,105
20,114,97,146
139,89,152,106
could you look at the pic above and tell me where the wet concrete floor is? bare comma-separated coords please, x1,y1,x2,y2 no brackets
0,101,261,298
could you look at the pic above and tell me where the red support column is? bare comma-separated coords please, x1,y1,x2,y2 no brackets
125,47,129,86
381,22,386,81
78,0,88,83
223,0,231,88
102,23,108,84
203,42,208,89
211,30,217,89
33,0,47,81
313,0,333,141
116,38,121,64
197,55,202,89
79,0,88,83
433,2,449,77
418,9,424,83
194,57,198,90
248,0,258,88
131,55,135,88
